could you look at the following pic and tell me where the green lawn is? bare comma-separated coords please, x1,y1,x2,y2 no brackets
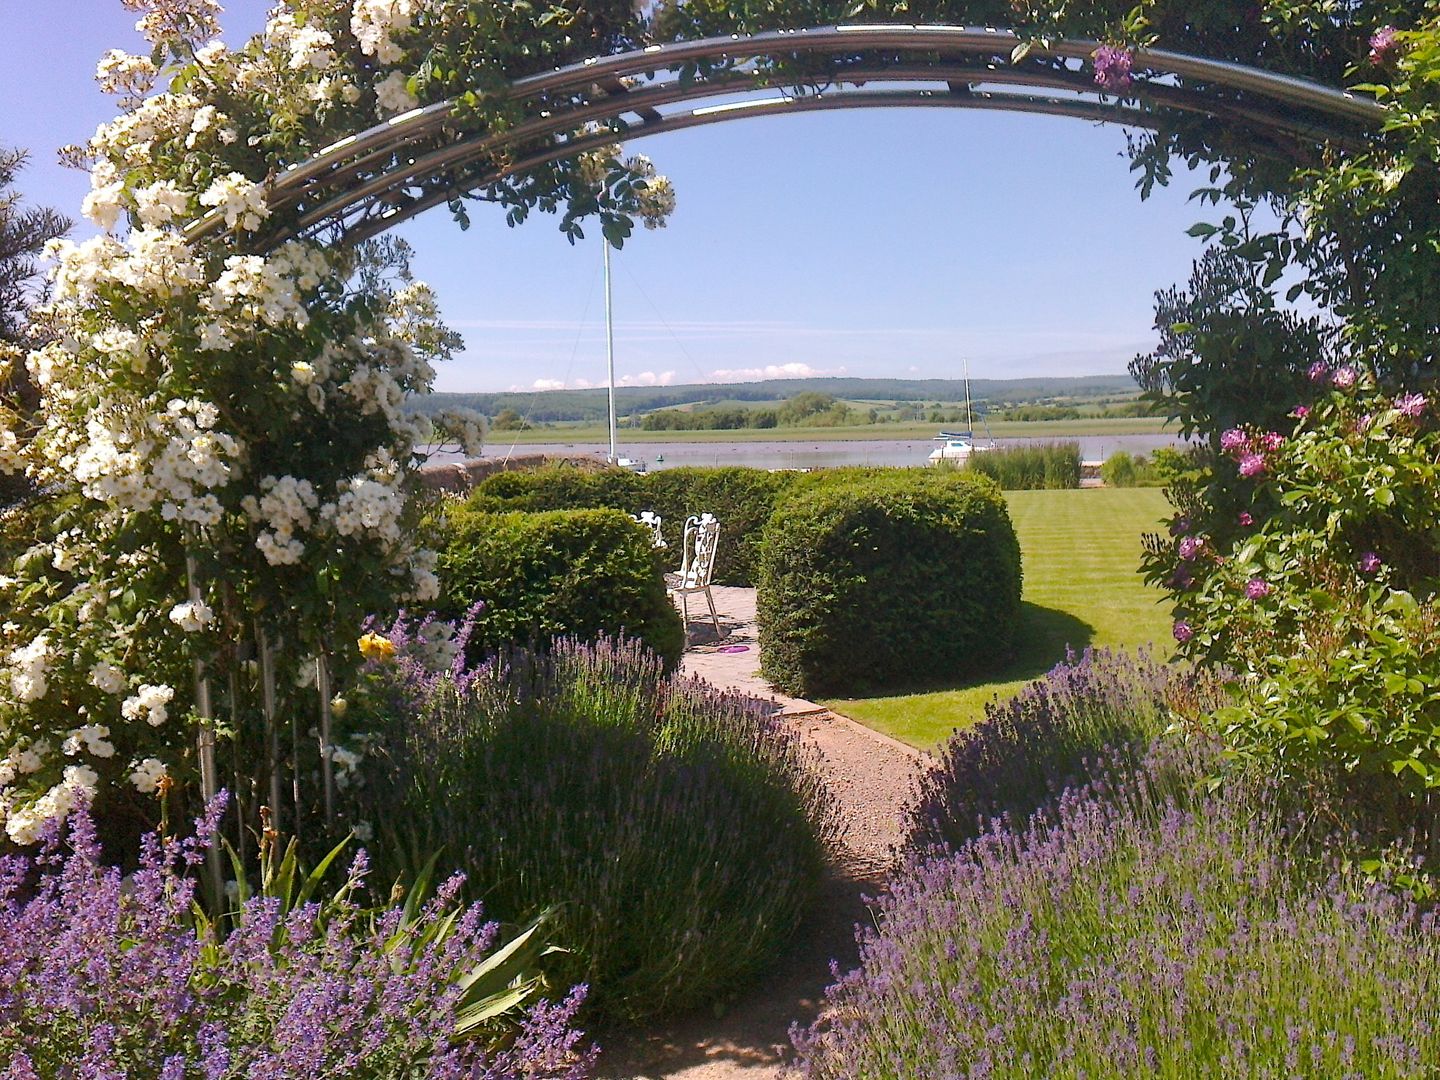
823,488,1173,749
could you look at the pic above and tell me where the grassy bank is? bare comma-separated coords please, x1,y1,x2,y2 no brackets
824,488,1172,748
488,416,1173,444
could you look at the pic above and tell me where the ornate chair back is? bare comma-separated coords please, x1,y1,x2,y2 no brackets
679,514,720,589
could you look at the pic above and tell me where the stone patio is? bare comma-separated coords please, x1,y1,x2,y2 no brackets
673,585,824,715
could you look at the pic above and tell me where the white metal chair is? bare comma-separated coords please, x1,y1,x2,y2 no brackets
666,513,721,639
631,510,667,549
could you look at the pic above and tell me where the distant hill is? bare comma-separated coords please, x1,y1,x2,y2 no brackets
409,374,1142,423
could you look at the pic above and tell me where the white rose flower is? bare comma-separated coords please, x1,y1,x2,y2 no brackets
89,660,126,694
130,757,168,794
169,600,215,633
122,683,175,727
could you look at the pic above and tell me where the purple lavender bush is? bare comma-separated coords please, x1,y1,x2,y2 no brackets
0,799,595,1079
907,648,1224,855
357,634,838,1024
791,739,1440,1078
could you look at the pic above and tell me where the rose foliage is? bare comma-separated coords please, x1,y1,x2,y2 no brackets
0,0,671,848
1148,368,1440,833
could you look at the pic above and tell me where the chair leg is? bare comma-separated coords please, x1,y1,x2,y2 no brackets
680,593,690,640
704,587,721,637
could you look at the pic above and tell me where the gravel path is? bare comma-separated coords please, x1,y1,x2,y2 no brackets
596,588,931,1079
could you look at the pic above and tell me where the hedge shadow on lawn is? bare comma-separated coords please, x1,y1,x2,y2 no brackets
867,601,1095,697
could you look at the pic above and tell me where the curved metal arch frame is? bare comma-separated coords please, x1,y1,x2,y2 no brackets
185,23,1387,251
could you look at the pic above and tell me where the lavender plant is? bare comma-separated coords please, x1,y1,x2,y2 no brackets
0,798,595,1079
907,648,1224,855
793,740,1440,1079
358,635,838,1024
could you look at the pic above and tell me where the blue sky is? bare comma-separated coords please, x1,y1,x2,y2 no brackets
1,3,1218,392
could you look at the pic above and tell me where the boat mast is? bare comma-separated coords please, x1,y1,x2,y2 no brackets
964,356,974,434
604,240,617,464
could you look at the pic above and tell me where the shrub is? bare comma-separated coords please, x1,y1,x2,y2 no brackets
757,472,1021,697
965,442,1081,489
467,464,800,586
362,637,837,1024
906,648,1224,855
0,800,595,1080
1100,451,1168,487
464,463,643,514
640,466,796,584
437,507,683,668
792,741,1440,1078
1153,373,1440,851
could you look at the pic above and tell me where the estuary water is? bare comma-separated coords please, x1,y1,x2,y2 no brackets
430,432,1186,472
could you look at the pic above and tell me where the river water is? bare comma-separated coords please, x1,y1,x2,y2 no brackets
434,432,1186,472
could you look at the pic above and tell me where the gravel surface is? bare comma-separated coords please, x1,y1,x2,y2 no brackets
596,589,931,1079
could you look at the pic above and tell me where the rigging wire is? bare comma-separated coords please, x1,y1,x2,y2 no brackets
502,250,602,464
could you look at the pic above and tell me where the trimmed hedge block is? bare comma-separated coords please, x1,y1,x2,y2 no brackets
464,464,800,586
639,467,795,586
757,472,1022,697
438,507,683,667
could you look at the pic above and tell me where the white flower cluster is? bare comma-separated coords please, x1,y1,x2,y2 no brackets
431,407,486,457
374,70,418,117
323,473,405,545
94,48,159,107
242,474,319,566
199,172,271,233
0,740,48,788
121,683,175,727
292,26,338,72
409,546,440,603
134,180,191,227
352,0,416,63
201,243,327,337
624,155,677,229
169,600,215,632
62,723,116,760
330,742,364,789
8,634,50,704
89,660,126,694
3,765,98,845
90,91,204,172
414,618,460,670
130,0,222,49
150,398,240,526
129,756,168,794
47,228,205,302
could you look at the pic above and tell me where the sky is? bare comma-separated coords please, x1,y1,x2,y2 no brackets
0,2,1221,393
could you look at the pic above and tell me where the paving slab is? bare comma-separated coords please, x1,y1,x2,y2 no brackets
674,585,824,716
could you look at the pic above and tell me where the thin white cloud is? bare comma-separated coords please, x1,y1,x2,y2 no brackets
616,370,677,387
704,362,845,382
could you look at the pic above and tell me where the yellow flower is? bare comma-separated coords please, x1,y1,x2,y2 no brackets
357,632,396,662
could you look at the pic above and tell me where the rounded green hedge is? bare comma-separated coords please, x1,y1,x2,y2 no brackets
437,506,683,667
757,472,1022,697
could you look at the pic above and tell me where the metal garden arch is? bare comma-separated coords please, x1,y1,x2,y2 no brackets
185,24,1387,254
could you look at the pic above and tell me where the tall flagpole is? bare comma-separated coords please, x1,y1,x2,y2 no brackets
604,240,617,464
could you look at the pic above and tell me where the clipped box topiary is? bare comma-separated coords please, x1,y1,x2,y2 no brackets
438,506,684,668
757,472,1022,697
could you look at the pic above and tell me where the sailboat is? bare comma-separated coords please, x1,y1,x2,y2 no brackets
602,242,648,474
927,358,995,465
